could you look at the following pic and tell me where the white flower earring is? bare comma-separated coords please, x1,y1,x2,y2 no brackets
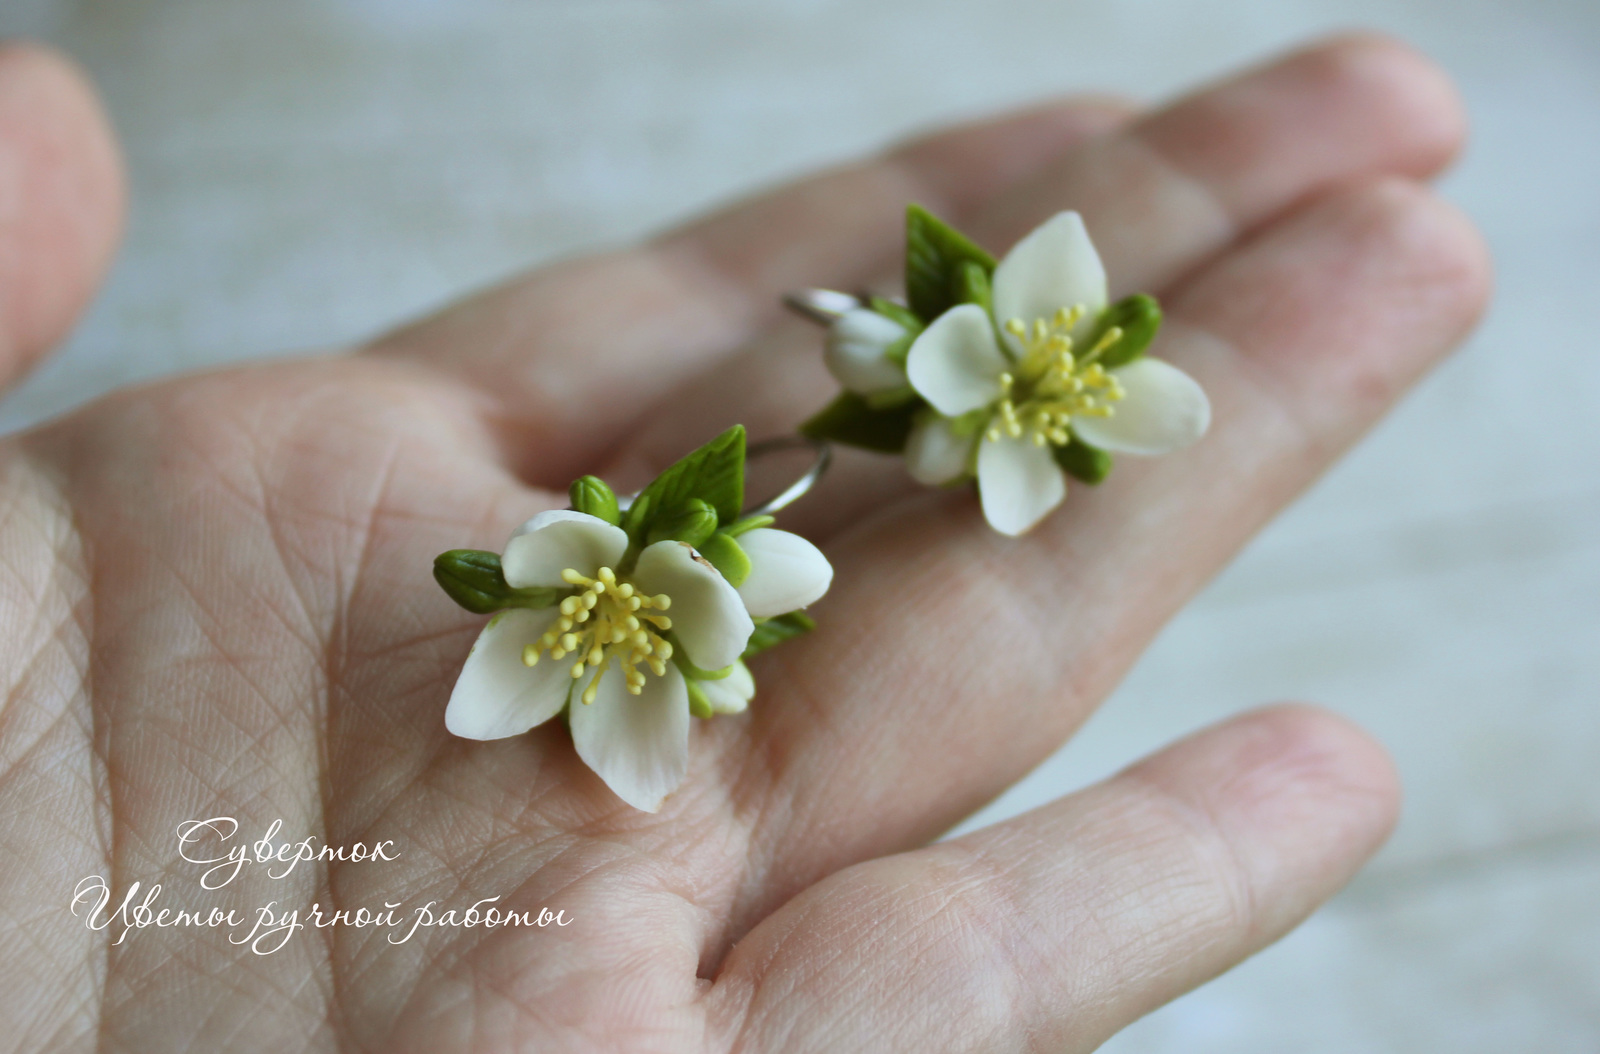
434,428,833,812
792,207,1211,536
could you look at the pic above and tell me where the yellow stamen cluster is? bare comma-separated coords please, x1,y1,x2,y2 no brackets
991,306,1126,447
521,566,674,704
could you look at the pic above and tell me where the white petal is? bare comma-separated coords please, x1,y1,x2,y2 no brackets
992,211,1107,349
444,608,575,740
631,540,754,671
502,510,628,588
734,529,833,617
905,303,1007,416
570,659,689,812
698,661,755,715
905,411,974,485
824,309,909,395
1070,358,1211,455
976,434,1066,537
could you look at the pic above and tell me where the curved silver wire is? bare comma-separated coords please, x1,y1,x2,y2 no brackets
616,435,832,518
742,434,832,516
782,288,861,325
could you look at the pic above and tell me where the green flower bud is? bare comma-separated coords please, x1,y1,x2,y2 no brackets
697,532,752,587
1087,294,1162,370
569,476,620,525
647,498,718,548
433,549,556,614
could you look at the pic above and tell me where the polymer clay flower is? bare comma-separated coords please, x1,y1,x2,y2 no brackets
802,207,1211,537
823,307,912,396
435,427,831,812
905,212,1209,535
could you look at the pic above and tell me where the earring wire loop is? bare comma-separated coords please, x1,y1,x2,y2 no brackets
742,435,831,516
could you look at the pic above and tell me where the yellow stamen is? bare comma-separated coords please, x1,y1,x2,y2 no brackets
581,664,604,704
524,565,677,701
987,305,1126,449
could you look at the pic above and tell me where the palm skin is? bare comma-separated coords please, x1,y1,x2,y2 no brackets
0,34,1488,1053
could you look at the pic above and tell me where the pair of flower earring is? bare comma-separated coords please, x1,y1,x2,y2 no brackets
436,207,1210,811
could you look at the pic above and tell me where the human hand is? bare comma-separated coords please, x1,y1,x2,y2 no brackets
0,34,1487,1052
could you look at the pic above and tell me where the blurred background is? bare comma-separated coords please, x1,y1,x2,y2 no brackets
2,0,1596,1049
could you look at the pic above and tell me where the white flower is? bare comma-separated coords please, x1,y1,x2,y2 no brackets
824,308,909,395
733,527,833,616
903,211,1211,536
696,660,756,714
444,510,831,811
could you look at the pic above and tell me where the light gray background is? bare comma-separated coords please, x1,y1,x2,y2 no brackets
3,1,1596,1050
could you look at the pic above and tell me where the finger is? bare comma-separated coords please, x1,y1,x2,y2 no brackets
367,99,1133,484
720,177,1488,932
604,32,1467,535
0,42,124,390
980,31,1463,286
711,706,1399,1054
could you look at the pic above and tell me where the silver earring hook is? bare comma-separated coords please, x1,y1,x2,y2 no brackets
742,434,832,516
616,435,832,519
782,288,862,325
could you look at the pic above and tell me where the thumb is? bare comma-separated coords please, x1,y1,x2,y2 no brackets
0,41,125,392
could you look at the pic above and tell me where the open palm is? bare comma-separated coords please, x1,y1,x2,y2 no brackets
1,35,1487,1053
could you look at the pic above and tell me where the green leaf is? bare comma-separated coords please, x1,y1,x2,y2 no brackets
1053,437,1113,484
647,498,718,548
905,204,996,323
869,297,923,333
1085,293,1162,370
743,611,816,659
627,425,746,543
864,384,919,410
686,679,714,719
569,475,620,524
800,391,920,454
697,532,752,587
433,550,558,614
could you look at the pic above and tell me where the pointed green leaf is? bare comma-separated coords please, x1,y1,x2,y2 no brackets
1085,294,1162,370
569,475,620,525
905,204,996,323
800,391,920,454
743,611,816,659
697,531,752,587
1053,437,1113,484
627,425,746,543
647,498,718,548
433,550,558,614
